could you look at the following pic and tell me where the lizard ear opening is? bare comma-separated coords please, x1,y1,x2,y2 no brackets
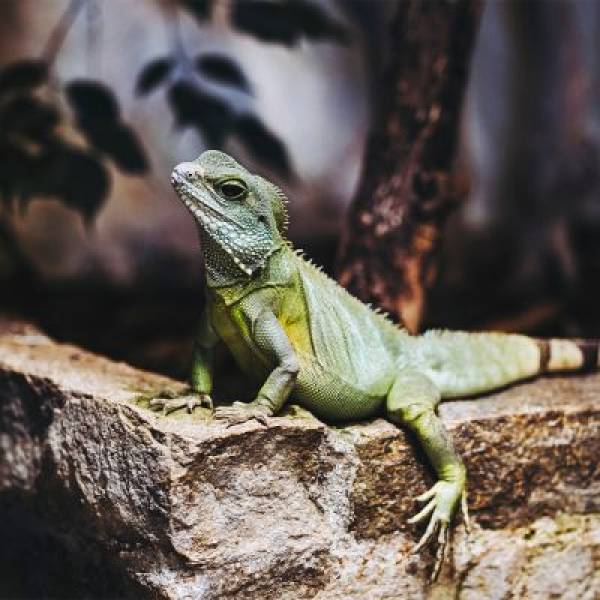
254,175,289,234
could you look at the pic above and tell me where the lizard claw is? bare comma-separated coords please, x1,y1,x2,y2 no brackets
461,489,471,535
432,521,449,581
214,402,271,425
409,479,464,581
411,510,449,582
149,394,212,415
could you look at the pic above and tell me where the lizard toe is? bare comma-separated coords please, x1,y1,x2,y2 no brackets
431,522,449,581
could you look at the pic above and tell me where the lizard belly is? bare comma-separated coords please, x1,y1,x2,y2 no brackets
293,353,386,422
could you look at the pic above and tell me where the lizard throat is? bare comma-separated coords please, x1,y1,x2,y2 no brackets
175,187,275,278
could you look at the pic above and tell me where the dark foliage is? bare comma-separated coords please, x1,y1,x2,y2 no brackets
179,0,213,23
34,144,110,222
195,54,253,94
136,57,175,96
0,91,110,218
139,53,290,174
133,0,356,178
66,80,120,121
0,62,148,221
1,0,351,225
0,60,48,95
232,0,348,46
0,136,109,223
168,80,233,147
66,80,148,173
106,125,149,173
235,115,291,176
0,96,59,140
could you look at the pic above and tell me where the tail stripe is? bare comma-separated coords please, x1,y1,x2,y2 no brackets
578,340,599,371
538,338,599,373
538,340,551,373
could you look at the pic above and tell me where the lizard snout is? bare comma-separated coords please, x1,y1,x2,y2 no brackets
171,162,203,187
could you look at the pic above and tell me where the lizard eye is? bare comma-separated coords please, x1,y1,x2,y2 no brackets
217,180,247,200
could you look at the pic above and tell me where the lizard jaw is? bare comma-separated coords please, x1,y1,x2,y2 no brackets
173,179,277,277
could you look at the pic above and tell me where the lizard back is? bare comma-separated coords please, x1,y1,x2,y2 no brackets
293,251,404,397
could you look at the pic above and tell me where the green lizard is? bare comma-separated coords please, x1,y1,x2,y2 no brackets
151,149,599,579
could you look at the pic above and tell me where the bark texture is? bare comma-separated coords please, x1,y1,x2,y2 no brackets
0,324,599,599
337,0,481,332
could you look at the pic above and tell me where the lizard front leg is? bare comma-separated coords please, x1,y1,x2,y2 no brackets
149,307,217,415
385,369,467,581
214,309,299,425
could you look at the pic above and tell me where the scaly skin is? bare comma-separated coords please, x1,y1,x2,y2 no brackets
150,150,600,580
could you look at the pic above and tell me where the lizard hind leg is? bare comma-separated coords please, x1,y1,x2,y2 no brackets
385,369,467,581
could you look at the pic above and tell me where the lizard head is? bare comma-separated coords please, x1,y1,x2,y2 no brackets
171,150,288,277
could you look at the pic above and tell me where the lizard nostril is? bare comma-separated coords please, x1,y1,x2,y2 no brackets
173,163,196,184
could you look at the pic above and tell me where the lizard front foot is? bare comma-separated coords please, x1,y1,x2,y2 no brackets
214,401,271,425
408,480,468,581
149,393,213,415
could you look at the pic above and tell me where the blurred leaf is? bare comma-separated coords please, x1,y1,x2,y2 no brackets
56,146,110,221
179,0,213,23
66,79,148,173
0,143,38,203
66,80,120,122
34,143,110,221
104,125,149,173
0,60,48,95
0,139,110,221
0,78,115,220
167,80,233,146
73,119,148,174
288,0,348,43
232,1,296,45
232,0,348,46
0,96,59,141
136,57,174,96
234,115,290,176
195,54,252,94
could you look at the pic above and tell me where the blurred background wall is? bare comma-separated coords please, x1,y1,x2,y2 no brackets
0,0,371,282
1,0,600,378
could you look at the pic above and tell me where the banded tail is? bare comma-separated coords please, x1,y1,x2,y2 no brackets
536,338,600,374
413,331,600,399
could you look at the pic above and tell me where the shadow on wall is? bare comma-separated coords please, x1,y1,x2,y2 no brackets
0,0,371,286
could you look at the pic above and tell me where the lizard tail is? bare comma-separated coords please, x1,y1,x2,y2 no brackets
536,338,600,373
414,331,599,399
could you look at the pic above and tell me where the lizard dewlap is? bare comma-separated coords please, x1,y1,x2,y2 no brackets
152,149,600,580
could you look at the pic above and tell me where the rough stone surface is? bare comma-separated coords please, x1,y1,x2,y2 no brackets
0,327,599,599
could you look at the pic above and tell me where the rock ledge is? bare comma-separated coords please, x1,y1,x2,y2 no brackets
0,327,599,598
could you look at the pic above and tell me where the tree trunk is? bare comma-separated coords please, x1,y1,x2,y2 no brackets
336,0,481,332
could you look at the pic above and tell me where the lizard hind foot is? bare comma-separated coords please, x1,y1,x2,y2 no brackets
408,479,464,581
214,402,271,425
149,394,212,415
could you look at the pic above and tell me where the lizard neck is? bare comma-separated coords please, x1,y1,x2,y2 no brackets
205,243,295,306
198,225,286,289
198,227,249,288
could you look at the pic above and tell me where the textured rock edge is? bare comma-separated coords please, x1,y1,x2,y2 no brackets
0,324,599,599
